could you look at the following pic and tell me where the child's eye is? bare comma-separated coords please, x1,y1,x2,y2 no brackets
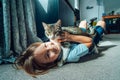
46,53,50,58
44,43,47,47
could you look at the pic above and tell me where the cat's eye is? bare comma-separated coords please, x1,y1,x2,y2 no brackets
48,31,50,33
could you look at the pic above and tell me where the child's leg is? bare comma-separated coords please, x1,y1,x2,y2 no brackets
79,20,88,29
78,20,88,32
93,20,106,45
96,20,106,30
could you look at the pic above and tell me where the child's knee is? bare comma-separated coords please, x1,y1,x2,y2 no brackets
79,20,87,29
96,21,106,29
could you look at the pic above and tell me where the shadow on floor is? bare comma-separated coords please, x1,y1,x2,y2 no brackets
78,45,117,63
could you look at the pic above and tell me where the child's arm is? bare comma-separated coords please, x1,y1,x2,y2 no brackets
60,31,92,48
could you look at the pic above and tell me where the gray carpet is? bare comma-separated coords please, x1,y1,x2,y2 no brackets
0,34,120,80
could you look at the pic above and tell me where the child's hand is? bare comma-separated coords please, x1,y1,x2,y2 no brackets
59,31,71,42
52,31,71,43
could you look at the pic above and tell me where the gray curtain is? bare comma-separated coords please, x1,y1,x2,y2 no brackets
0,0,42,64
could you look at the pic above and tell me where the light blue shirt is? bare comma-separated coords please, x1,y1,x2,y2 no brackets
57,43,89,67
66,43,89,62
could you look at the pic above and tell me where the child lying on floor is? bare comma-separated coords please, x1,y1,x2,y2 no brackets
14,20,106,76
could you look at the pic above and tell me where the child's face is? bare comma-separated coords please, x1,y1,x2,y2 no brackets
33,41,61,64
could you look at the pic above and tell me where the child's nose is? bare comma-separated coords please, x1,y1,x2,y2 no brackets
47,46,53,50
46,42,54,49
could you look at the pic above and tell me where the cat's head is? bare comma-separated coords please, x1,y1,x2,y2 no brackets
42,19,61,39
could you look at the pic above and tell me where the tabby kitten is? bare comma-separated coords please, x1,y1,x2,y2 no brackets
42,19,91,47
42,19,89,40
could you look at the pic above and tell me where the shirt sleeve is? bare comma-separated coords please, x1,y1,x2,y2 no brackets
66,44,89,62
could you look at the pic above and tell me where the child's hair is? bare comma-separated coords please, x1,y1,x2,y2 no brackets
14,42,57,77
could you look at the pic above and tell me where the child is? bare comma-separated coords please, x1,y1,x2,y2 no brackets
14,20,106,76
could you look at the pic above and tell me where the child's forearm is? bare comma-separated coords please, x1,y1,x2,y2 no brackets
59,31,92,48
68,34,92,48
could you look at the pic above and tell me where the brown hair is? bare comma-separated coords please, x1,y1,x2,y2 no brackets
14,42,57,77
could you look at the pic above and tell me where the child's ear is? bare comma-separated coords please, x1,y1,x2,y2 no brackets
42,22,48,29
56,19,61,26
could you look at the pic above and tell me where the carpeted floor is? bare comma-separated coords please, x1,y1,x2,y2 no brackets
0,34,120,80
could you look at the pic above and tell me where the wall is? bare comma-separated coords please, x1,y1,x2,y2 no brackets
103,0,120,14
80,0,104,21
80,0,120,21
115,8,120,14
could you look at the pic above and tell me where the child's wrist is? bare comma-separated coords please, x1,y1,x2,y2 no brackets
67,34,73,41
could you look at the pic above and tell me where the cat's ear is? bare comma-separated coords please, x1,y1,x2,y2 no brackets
42,22,48,29
56,19,61,26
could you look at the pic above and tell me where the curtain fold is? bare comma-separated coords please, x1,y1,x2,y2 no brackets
11,0,23,54
2,0,11,58
16,0,27,51
0,1,3,64
0,0,42,64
